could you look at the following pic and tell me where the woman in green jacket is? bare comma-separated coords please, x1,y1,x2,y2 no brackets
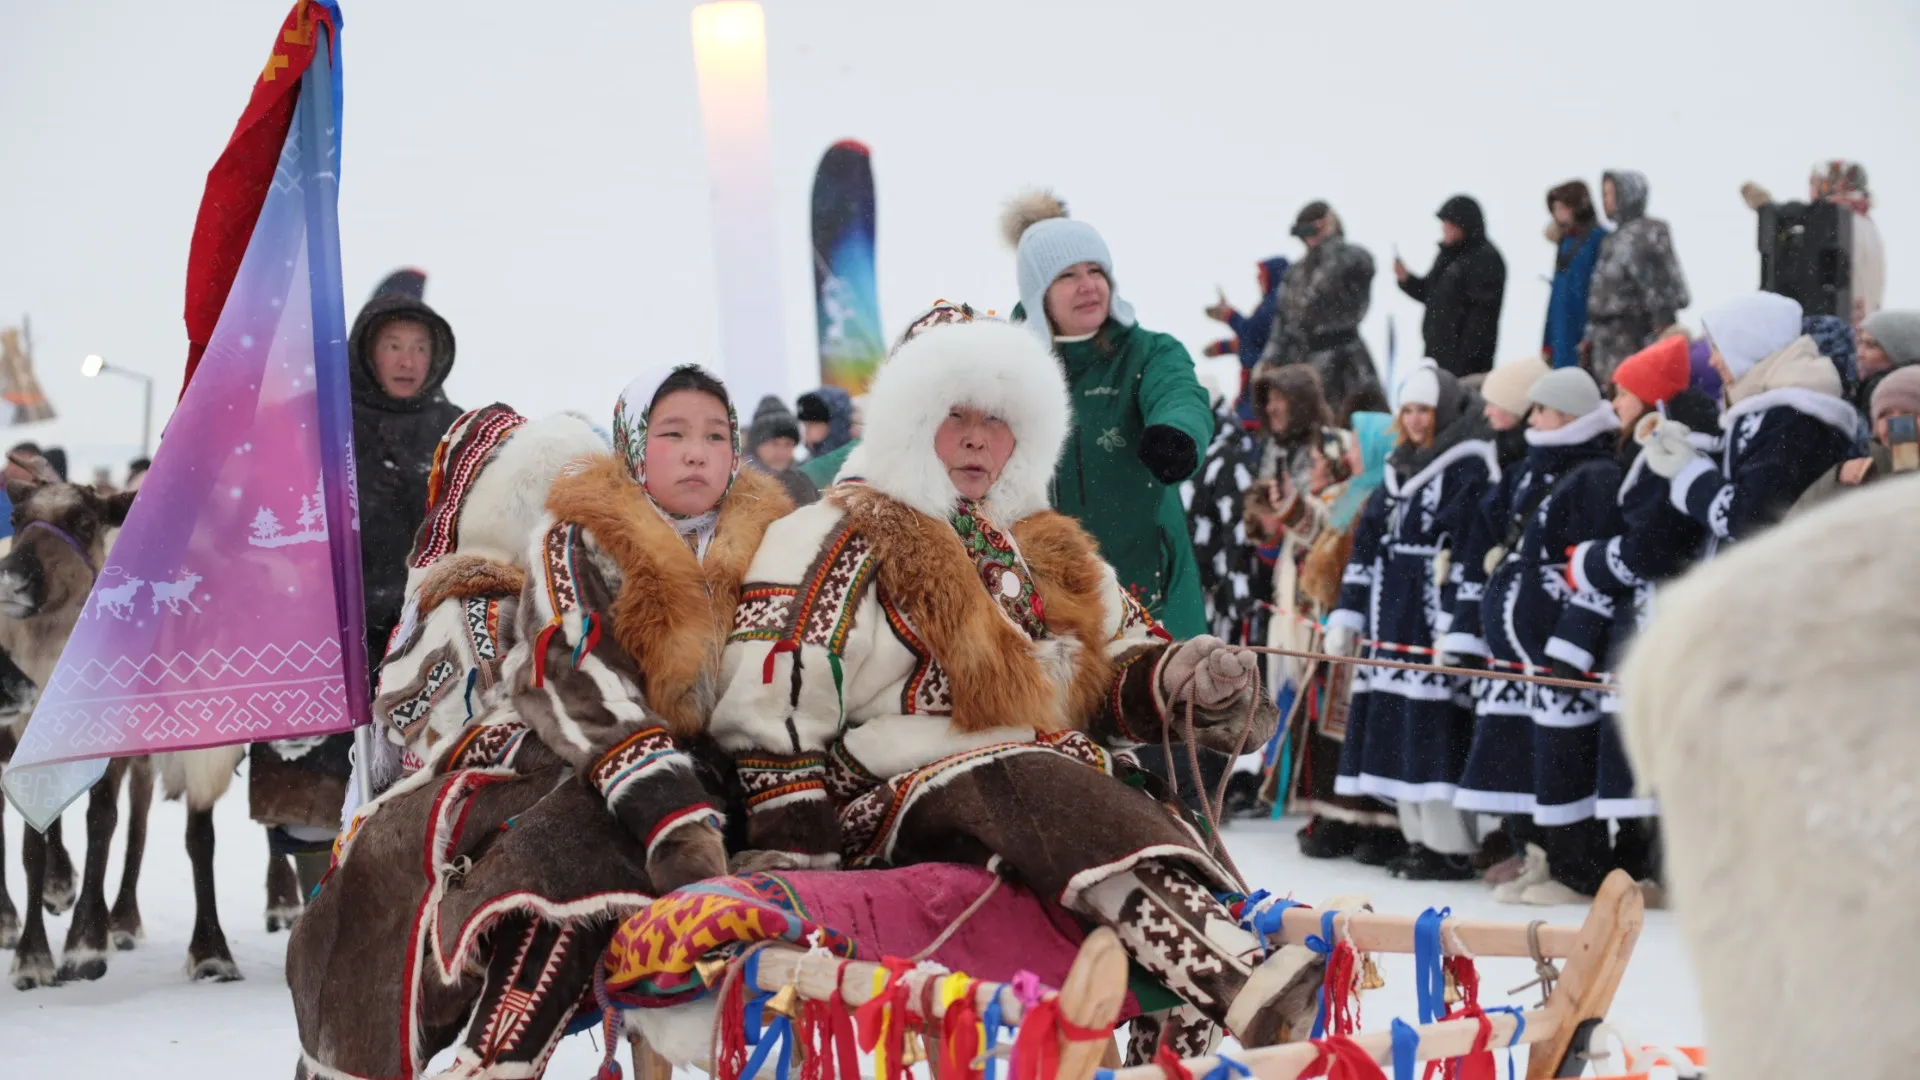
1005,191,1213,637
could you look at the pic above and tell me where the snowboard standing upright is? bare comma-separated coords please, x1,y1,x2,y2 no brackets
811,140,884,395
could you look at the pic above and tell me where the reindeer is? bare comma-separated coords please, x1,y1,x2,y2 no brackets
0,463,244,988
149,571,203,616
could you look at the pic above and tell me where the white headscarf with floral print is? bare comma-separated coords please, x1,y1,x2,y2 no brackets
611,364,743,545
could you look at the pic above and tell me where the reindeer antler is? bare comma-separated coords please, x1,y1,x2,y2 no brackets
8,450,62,486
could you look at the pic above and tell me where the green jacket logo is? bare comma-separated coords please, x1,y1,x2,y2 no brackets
1096,427,1126,452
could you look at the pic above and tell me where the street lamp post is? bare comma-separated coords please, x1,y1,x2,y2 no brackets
81,355,155,457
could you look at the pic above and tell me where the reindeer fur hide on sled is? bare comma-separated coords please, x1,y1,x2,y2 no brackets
1622,474,1920,1080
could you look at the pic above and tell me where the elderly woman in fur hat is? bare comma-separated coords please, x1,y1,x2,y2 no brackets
709,303,1330,1056
287,365,792,1080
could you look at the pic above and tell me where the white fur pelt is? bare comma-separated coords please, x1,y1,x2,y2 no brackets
155,745,246,811
1622,474,1920,1080
842,319,1069,524
407,412,606,591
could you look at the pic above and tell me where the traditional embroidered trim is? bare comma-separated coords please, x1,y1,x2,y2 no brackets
589,726,681,807
796,528,876,654
644,803,723,857
824,739,883,803
881,589,950,715
1035,729,1112,772
729,584,798,643
411,406,528,570
951,499,1047,640
845,736,1116,867
447,721,531,771
1107,649,1152,736
540,522,583,620
1115,587,1167,642
738,752,831,811
465,595,502,662
388,659,458,741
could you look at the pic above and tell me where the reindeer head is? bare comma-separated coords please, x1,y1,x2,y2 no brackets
0,459,137,620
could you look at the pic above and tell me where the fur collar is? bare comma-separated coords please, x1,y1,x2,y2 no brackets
1726,334,1842,403
1385,437,1500,499
831,485,1113,734
546,455,791,738
1525,402,1621,448
417,554,528,614
841,319,1069,524
1722,384,1859,438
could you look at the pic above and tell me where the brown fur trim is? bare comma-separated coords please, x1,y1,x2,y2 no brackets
1300,528,1354,616
834,488,1114,734
417,554,529,614
1011,511,1119,730
546,457,792,739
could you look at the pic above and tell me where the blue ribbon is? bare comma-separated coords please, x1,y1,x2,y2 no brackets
463,666,480,721
1305,909,1339,1039
1413,907,1451,1025
1482,1006,1527,1080
982,993,1007,1080
738,952,794,1080
1391,1018,1421,1080
1202,1053,1253,1080
1237,891,1305,956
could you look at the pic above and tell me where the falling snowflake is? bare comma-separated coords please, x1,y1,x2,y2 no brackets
229,487,243,498
240,334,255,348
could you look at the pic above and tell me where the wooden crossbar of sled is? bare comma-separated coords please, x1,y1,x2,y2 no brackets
631,869,1644,1080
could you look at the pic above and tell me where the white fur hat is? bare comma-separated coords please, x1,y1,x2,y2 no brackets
842,318,1068,523
1701,291,1804,381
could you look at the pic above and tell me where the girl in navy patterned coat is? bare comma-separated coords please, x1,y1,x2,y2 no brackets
1443,368,1623,902
1327,359,1497,879
1558,338,1720,898
1640,292,1857,558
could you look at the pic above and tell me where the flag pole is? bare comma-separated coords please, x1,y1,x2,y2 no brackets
293,23,375,808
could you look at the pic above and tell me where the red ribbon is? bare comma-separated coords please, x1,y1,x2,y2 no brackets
1425,959,1492,1080
1010,995,1111,1080
1153,1045,1195,1080
1324,940,1361,1037
799,997,860,1080
529,620,563,688
763,639,800,684
1303,1035,1388,1080
853,958,914,1080
712,963,748,1080
940,990,982,1080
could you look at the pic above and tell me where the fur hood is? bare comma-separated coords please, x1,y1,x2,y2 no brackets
842,319,1069,524
441,412,603,565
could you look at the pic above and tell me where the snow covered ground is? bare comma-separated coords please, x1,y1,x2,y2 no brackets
0,782,1702,1077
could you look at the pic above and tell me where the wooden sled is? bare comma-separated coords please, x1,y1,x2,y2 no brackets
625,868,1646,1080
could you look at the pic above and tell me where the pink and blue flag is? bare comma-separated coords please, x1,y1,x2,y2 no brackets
3,1,365,830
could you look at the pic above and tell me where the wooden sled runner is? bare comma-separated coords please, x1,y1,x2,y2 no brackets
619,868,1648,1080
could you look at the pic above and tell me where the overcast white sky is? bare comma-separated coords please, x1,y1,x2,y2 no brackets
4,0,1918,479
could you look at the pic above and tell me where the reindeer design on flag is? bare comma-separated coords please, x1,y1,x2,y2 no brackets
91,577,146,621
150,571,205,616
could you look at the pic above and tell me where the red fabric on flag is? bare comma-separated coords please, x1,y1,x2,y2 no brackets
182,0,337,391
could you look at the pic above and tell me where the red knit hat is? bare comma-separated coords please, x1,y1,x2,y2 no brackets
1612,336,1691,405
